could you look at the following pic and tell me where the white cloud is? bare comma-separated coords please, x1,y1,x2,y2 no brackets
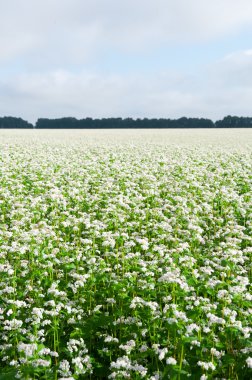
209,50,252,89
0,69,201,123
1,2,252,122
0,68,227,123
1,1,252,62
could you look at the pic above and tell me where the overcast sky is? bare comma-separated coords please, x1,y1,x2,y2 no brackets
1,0,252,123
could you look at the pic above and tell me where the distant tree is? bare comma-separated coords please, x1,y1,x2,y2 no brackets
1,115,252,129
36,117,78,129
215,115,252,128
0,116,33,128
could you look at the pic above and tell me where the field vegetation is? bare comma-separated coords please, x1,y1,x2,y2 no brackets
0,130,251,379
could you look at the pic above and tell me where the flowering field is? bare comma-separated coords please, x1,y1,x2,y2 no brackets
0,130,252,379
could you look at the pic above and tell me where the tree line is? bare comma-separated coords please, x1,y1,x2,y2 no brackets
1,115,252,129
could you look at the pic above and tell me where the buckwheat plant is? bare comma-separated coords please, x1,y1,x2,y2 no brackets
0,129,251,379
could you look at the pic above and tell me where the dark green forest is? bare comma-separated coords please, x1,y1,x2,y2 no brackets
1,115,252,129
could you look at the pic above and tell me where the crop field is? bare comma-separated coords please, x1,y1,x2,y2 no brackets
0,129,252,379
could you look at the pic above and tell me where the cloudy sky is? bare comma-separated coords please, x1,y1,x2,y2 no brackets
1,0,252,123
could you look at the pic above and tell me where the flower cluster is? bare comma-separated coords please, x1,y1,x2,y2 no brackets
0,130,251,379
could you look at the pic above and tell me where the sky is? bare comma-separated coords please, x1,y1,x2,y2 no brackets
1,0,252,124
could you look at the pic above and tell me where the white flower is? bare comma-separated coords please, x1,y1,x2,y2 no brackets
158,348,168,360
59,360,72,377
104,336,119,343
197,361,216,371
166,357,177,365
32,359,50,367
139,345,148,352
119,340,136,354
210,348,224,359
246,357,252,368
17,343,37,358
190,340,201,348
93,305,103,312
110,356,131,370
